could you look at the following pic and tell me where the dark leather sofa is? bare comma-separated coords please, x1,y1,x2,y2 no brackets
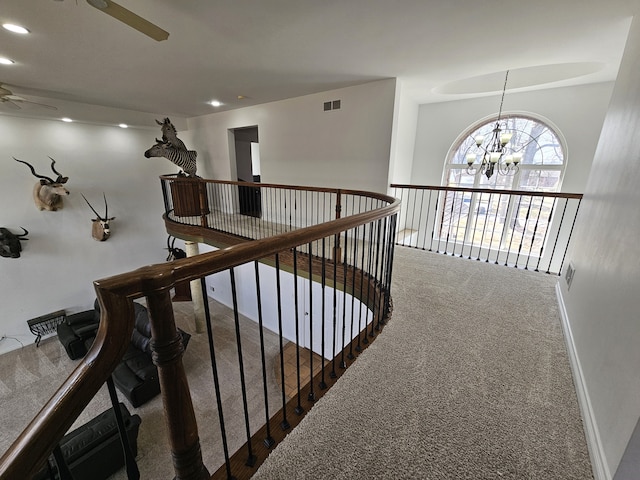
99,301,191,408
58,300,191,408
56,309,100,360
33,402,141,480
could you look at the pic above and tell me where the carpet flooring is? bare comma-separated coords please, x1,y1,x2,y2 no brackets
253,247,593,479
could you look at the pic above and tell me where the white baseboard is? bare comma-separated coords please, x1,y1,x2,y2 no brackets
556,282,611,480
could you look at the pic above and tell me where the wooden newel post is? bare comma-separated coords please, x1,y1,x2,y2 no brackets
145,288,209,480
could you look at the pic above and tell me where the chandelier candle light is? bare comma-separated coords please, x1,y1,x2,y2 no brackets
466,70,522,179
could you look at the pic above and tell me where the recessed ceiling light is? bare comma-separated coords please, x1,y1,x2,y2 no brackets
0,57,15,65
119,123,128,129
61,117,72,123
3,24,30,34
209,100,222,107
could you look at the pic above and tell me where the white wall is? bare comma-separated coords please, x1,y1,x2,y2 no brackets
557,16,640,480
184,79,397,194
0,116,178,354
411,82,614,192
387,79,419,187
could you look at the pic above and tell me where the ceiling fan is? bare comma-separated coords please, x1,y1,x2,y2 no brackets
0,85,58,110
56,1,169,41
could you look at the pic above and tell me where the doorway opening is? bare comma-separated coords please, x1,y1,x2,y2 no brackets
233,126,261,218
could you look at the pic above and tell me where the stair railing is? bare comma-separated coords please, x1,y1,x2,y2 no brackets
0,178,399,480
391,184,582,275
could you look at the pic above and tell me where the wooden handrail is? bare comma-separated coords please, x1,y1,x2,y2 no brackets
0,183,400,479
390,183,583,200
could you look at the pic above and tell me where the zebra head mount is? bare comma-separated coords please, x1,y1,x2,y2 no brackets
156,117,187,151
14,157,69,211
82,193,115,241
144,138,198,177
0,227,28,258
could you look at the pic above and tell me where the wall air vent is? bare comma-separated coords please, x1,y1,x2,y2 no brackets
323,99,342,111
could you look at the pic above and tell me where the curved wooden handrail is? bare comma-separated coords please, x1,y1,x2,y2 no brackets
390,183,583,199
0,185,400,479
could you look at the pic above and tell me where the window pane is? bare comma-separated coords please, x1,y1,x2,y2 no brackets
517,169,561,192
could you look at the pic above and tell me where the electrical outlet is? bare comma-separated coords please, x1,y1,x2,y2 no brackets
209,286,215,292
565,262,576,290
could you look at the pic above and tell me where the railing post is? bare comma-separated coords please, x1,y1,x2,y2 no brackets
146,288,209,480
198,178,209,228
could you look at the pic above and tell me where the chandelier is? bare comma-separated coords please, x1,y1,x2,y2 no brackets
465,70,522,179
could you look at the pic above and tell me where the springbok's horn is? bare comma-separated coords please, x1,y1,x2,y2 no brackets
13,157,55,183
103,192,108,219
81,194,103,220
48,157,68,183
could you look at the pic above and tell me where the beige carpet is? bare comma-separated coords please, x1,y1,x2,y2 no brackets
253,247,593,479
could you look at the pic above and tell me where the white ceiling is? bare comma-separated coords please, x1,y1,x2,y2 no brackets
1,0,638,128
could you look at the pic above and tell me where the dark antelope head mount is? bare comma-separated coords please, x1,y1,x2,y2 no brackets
14,157,69,211
82,193,115,241
0,227,28,258
166,235,186,261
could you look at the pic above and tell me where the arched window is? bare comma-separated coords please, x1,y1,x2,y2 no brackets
435,115,567,259
444,114,566,192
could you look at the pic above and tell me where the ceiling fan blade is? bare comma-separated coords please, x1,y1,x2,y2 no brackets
0,99,21,110
87,0,169,41
0,85,12,96
2,95,58,110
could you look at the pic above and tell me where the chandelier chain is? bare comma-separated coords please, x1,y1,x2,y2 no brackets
497,70,510,121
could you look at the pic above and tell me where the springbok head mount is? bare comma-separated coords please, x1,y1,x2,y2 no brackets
14,157,69,211
0,227,28,258
166,235,186,261
82,193,115,241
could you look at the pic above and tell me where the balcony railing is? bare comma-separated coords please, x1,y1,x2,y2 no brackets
391,184,582,275
0,176,399,480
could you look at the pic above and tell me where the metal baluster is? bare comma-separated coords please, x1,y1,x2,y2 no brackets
469,192,482,259
356,223,367,353
372,219,383,332
253,261,276,448
340,232,348,369
452,191,465,256
535,197,556,272
319,237,328,390
515,195,534,268
307,242,316,402
488,193,501,263
51,444,74,480
363,221,375,344
291,249,305,415
330,232,339,378
229,268,257,467
106,377,140,479
557,197,581,276
274,255,290,430
400,188,408,245
348,226,358,360
200,277,234,480
423,190,433,251
525,196,544,270
545,197,569,274
504,195,524,266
